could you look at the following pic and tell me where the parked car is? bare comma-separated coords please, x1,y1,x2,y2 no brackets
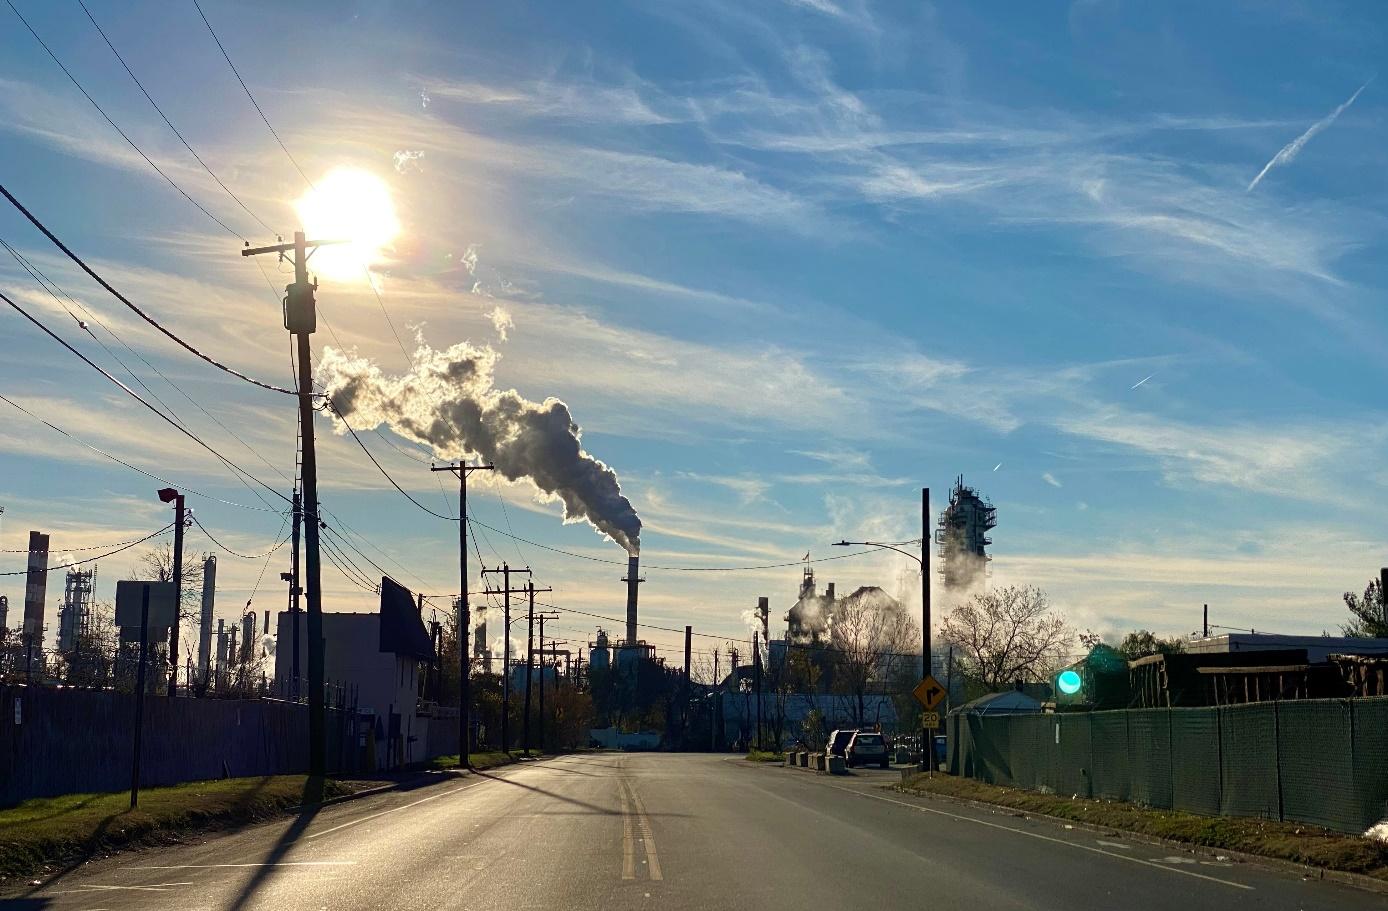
826,728,858,758
846,731,889,768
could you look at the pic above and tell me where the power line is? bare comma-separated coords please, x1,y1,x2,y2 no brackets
190,515,286,560
191,0,313,187
0,286,291,505
0,526,175,554
321,397,456,521
5,0,244,240
0,238,288,511
76,0,275,235
0,522,173,575
0,391,281,513
192,0,415,370
0,184,296,396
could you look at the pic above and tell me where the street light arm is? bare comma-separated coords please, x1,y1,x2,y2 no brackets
834,539,923,566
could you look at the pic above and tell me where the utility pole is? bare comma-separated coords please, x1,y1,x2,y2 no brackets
290,489,302,699
243,232,342,789
683,625,692,750
711,648,719,752
158,488,185,696
482,565,540,753
921,486,932,770
431,461,493,768
523,583,536,756
536,616,560,754
129,582,150,808
752,630,762,751
1203,603,1209,638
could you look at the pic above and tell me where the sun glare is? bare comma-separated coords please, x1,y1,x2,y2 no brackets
294,168,400,282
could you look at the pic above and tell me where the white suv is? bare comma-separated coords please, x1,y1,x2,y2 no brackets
846,731,889,768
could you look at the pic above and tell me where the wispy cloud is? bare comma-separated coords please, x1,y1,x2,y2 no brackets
1247,81,1371,191
1042,472,1062,488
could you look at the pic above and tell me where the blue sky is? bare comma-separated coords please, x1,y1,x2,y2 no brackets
0,0,1384,662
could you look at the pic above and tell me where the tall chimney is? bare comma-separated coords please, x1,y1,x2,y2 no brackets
198,556,216,684
623,555,641,646
757,596,769,643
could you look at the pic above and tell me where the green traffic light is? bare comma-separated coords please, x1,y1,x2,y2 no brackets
1057,669,1082,695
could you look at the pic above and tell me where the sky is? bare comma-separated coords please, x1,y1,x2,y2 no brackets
0,0,1384,667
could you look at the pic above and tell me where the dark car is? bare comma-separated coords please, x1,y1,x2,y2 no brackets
846,731,889,768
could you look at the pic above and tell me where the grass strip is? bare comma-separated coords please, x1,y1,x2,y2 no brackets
897,773,1388,882
425,750,536,772
0,775,361,885
745,750,786,763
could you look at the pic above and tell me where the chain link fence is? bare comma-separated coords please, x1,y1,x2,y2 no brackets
947,697,1388,834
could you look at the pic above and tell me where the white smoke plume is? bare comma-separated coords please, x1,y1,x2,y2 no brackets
392,149,425,173
319,340,642,554
486,305,513,341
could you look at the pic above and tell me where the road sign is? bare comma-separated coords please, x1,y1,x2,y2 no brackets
115,581,177,630
913,674,947,711
921,711,940,728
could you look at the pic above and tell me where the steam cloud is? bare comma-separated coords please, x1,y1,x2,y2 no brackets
319,341,642,554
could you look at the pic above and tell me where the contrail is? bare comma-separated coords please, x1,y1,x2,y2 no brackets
1131,374,1153,390
1248,81,1371,191
992,463,1002,472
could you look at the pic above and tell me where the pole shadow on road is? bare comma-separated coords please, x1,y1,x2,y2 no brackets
224,779,325,911
473,771,689,818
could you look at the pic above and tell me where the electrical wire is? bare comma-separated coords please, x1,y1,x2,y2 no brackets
0,522,173,575
0,287,291,505
191,515,286,560
0,184,296,396
0,391,283,513
321,396,457,521
192,0,415,370
76,0,275,235
243,516,291,609
5,1,243,239
0,239,287,511
0,526,175,554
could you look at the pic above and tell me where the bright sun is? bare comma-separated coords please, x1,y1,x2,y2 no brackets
294,168,400,282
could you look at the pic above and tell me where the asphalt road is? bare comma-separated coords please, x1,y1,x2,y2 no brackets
3,754,1381,910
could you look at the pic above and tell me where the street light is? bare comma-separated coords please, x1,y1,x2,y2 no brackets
157,487,185,696
833,486,932,770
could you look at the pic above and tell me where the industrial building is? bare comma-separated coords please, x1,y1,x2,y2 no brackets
936,475,995,589
56,566,96,651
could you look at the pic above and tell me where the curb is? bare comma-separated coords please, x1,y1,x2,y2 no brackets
891,782,1388,896
291,754,550,812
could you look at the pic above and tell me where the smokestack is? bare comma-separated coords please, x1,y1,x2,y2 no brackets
198,556,216,684
757,596,769,643
215,618,226,686
22,531,49,648
623,555,642,646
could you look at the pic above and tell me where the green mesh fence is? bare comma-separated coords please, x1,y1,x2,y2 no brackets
1350,698,1388,831
1277,700,1356,831
1169,708,1221,816
1126,709,1172,808
948,698,1386,833
1219,702,1281,820
1054,714,1092,798
1089,712,1129,801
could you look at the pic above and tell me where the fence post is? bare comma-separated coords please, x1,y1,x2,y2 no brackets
1272,700,1285,822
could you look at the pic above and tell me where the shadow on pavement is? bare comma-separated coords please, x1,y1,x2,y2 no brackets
474,771,689,818
0,900,53,909
224,778,324,911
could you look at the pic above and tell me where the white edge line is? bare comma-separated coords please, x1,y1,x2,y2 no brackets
828,785,1254,891
125,861,358,869
306,779,489,840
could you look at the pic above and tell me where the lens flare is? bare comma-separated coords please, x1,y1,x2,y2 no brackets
294,168,400,282
1057,669,1082,695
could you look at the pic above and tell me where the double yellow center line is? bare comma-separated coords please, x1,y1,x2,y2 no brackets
618,777,662,882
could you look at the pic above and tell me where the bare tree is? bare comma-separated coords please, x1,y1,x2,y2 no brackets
941,585,1072,692
133,542,210,668
828,586,918,726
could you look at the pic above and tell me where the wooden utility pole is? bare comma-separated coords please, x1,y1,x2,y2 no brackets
242,232,342,790
482,565,541,752
431,461,493,768
159,488,185,696
536,615,560,753
520,584,552,756
683,625,692,749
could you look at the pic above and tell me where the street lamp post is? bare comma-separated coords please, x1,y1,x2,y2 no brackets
835,486,932,770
